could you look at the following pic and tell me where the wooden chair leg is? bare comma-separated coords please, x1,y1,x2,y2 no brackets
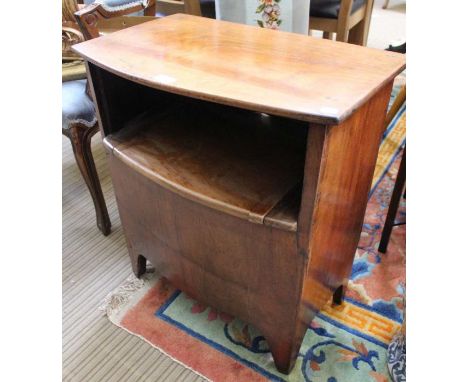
348,0,374,46
378,147,406,253
348,20,365,45
63,122,111,236
336,0,353,42
383,0,390,9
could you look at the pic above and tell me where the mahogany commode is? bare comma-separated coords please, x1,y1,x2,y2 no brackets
73,14,405,374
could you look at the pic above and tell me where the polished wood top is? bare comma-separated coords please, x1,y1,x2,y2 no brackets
73,14,405,124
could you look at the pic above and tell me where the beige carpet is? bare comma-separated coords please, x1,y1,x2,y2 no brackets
62,3,405,381
63,135,206,382
310,0,406,49
367,0,405,49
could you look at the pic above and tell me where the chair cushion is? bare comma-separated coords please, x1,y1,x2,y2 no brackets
200,0,216,19
62,80,97,130
93,0,146,11
88,0,214,17
310,0,366,19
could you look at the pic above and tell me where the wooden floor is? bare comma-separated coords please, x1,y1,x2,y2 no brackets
62,135,206,382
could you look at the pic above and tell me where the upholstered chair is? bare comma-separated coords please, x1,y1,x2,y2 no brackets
62,0,156,235
309,0,374,45
62,80,110,235
83,0,216,19
82,0,155,15
158,1,370,44
145,0,215,18
199,0,215,18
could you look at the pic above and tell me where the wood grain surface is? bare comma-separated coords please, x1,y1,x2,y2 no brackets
104,99,307,225
73,13,405,124
80,14,405,374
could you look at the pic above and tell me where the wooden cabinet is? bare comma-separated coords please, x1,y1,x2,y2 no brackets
74,14,405,374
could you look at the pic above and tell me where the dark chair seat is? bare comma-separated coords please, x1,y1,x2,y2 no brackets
200,0,216,19
62,80,96,130
310,0,365,19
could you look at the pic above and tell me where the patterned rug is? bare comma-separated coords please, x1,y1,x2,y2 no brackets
100,87,406,382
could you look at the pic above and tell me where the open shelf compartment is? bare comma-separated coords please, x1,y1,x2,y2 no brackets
104,97,307,231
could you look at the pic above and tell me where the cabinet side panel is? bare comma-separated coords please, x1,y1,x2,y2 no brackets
298,81,393,325
297,125,328,251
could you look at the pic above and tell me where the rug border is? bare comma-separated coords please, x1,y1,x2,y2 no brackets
155,290,289,382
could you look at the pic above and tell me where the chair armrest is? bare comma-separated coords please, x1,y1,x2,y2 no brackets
75,0,156,40
62,20,85,60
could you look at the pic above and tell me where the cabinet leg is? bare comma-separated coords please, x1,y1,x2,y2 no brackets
333,285,346,305
131,253,147,278
267,336,301,374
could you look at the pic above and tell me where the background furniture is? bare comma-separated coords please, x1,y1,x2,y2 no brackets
156,0,215,18
75,0,156,39
74,14,404,373
62,0,111,235
63,0,87,80
215,0,310,34
378,84,406,253
80,0,156,15
309,0,374,44
80,0,215,18
62,0,157,235
75,0,215,40
387,41,406,54
378,145,405,253
62,81,111,235
379,83,406,381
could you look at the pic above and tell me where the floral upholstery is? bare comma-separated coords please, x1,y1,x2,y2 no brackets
310,0,365,18
62,80,97,130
